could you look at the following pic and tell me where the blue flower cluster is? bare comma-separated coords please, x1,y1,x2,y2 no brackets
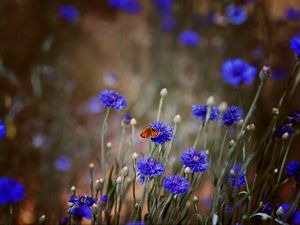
226,5,247,25
226,164,246,188
58,5,79,23
149,121,173,144
192,104,220,121
0,177,25,205
68,194,96,219
181,148,208,173
108,0,141,14
221,105,244,127
179,30,200,47
290,35,300,56
163,175,190,195
0,119,6,139
286,7,300,21
221,58,257,86
137,157,164,183
98,89,127,111
286,160,300,182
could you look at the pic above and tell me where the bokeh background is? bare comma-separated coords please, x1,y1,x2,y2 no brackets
1,0,300,224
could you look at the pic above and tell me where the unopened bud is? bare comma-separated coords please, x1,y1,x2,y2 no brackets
39,215,46,224
121,166,129,177
193,196,199,202
132,152,139,160
206,96,215,107
250,124,255,131
160,88,168,97
230,169,235,176
116,176,122,184
184,167,191,174
272,108,279,116
219,102,227,113
130,118,137,126
276,206,284,216
259,64,271,81
205,150,209,155
92,204,98,215
274,168,278,174
238,119,244,126
173,114,182,124
70,186,76,193
94,179,103,191
229,139,235,147
282,132,289,140
89,163,94,169
106,142,112,148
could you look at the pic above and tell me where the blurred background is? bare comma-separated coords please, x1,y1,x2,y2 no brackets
1,0,300,224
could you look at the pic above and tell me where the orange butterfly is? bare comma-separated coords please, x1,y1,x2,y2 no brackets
140,127,160,139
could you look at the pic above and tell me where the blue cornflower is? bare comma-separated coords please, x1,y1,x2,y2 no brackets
226,5,247,25
126,222,145,225
180,148,208,173
0,177,25,205
163,175,190,195
179,30,200,47
192,104,220,121
0,119,6,139
68,194,96,219
98,89,127,111
54,155,72,172
108,0,141,14
277,124,294,138
123,114,132,124
226,164,246,188
279,203,300,224
261,203,272,214
58,5,79,22
100,195,108,203
137,157,164,183
286,160,300,181
221,58,257,86
287,111,300,125
290,35,300,56
286,7,300,21
149,121,173,144
221,105,244,127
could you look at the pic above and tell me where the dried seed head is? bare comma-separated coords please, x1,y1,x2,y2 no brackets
130,118,137,126
132,152,139,160
121,166,129,177
193,196,199,202
160,88,168,97
219,102,228,113
173,114,182,124
184,167,191,174
206,96,215,107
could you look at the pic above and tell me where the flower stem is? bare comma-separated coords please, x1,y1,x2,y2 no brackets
117,125,126,163
101,109,110,181
218,130,228,164
193,122,203,149
157,96,165,121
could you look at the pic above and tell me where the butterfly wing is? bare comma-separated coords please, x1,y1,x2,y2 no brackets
140,127,151,138
150,128,159,138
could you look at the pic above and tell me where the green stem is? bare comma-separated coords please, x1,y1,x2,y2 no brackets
165,123,178,162
157,96,164,121
218,130,228,164
277,141,289,184
101,109,110,181
117,125,126,163
9,203,13,225
193,122,203,149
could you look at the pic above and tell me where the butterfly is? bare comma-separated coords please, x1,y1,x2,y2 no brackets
140,127,160,139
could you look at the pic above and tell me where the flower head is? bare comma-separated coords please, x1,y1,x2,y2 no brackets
286,7,300,21
100,195,108,203
226,5,247,25
108,0,141,14
226,164,246,188
181,148,208,173
277,124,294,138
0,177,25,205
163,175,190,195
137,157,165,182
58,5,79,22
0,120,6,139
221,58,257,86
290,35,300,56
222,105,244,127
179,30,200,47
192,104,220,121
286,160,300,181
98,89,127,111
149,121,173,144
68,194,96,219
279,203,300,224
261,203,272,214
123,114,132,124
54,155,72,172
286,111,300,126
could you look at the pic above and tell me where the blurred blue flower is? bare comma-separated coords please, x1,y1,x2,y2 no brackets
108,0,141,14
149,121,173,144
226,164,246,188
54,155,72,172
0,119,7,139
287,111,300,125
98,89,127,111
272,68,289,80
104,73,118,87
261,203,272,214
137,157,164,183
192,104,220,121
126,222,145,225
277,124,294,138
100,195,108,203
221,58,257,86
123,114,132,124
226,5,247,25
87,97,104,114
181,148,208,173
163,175,190,195
280,203,300,224
252,47,264,60
68,194,96,219
153,0,173,15
161,15,176,32
286,160,300,181
179,30,200,47
0,177,25,205
59,216,68,225
58,5,79,22
290,35,300,56
222,105,244,127
286,7,300,21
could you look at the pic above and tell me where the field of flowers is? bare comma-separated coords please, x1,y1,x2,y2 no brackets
1,0,300,225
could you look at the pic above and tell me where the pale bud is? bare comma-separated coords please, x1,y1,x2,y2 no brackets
121,166,129,177
205,150,209,155
230,169,235,176
184,167,191,174
250,124,255,131
274,168,278,174
186,201,191,208
116,176,122,184
39,215,46,224
219,102,227,113
132,152,139,160
229,139,235,147
106,142,112,148
70,186,76,193
276,206,284,216
272,108,279,116
89,163,94,169
238,119,244,126
193,196,199,202
173,114,182,124
282,132,289,140
160,88,168,97
206,96,215,107
130,118,137,126
94,179,103,191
